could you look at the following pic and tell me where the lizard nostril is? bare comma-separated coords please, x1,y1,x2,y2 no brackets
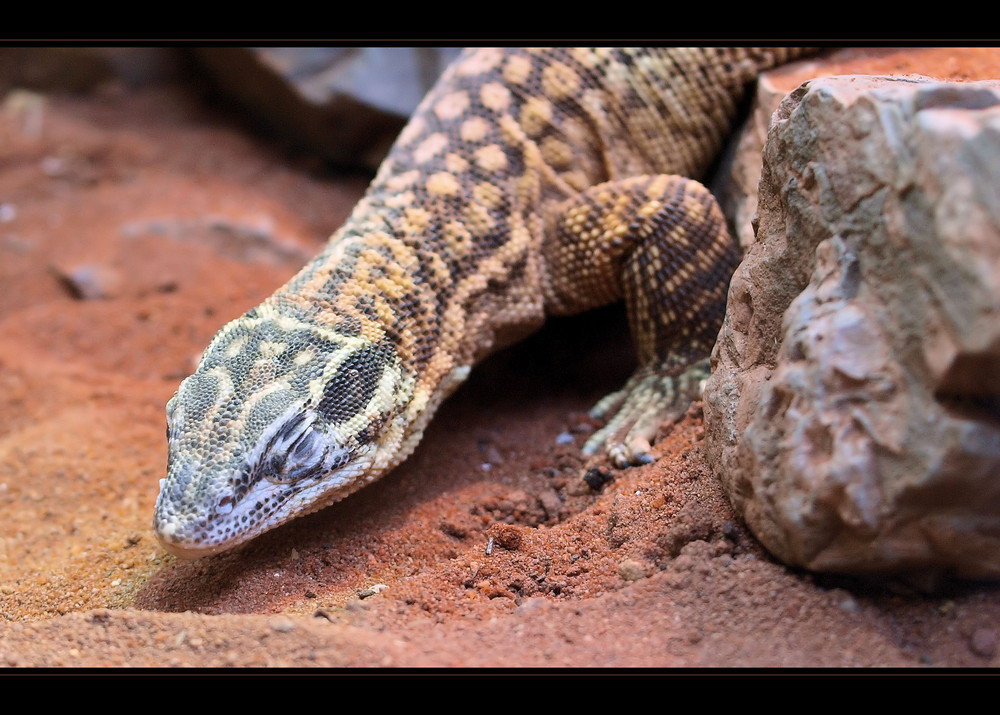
217,495,234,514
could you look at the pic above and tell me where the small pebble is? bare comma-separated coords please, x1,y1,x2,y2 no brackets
55,263,122,300
357,584,388,599
582,466,612,491
268,616,295,633
40,155,65,176
838,597,860,614
489,524,523,551
555,431,575,445
970,627,997,658
618,559,647,581
516,597,547,615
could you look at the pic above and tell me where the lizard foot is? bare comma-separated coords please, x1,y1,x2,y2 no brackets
582,357,710,468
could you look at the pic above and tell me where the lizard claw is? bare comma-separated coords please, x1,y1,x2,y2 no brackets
582,358,710,467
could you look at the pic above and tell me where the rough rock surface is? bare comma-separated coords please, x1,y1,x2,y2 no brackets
714,47,1000,251
192,48,462,171
704,74,1000,583
0,47,182,94
711,57,828,250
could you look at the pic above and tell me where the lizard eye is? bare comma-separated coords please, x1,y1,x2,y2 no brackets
317,342,395,424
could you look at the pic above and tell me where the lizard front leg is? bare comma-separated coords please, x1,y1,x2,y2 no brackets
543,173,736,467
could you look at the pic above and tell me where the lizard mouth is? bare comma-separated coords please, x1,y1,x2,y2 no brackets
155,530,238,559
154,441,376,559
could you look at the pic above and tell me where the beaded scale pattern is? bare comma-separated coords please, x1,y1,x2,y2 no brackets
154,47,811,558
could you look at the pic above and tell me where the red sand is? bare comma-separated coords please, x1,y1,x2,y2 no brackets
1,47,999,668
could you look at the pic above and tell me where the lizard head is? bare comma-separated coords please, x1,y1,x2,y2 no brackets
153,304,410,559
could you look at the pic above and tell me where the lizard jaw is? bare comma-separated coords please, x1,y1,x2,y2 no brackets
154,450,375,559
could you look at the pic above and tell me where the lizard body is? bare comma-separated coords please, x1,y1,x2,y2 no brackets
154,47,812,558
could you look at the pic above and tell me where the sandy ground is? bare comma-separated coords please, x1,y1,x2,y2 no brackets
1,47,1000,670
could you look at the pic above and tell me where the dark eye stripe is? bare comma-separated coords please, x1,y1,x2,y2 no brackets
317,342,394,424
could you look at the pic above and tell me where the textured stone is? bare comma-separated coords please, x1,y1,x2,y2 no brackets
192,48,461,170
0,48,182,93
703,75,1000,582
54,262,123,300
711,57,827,249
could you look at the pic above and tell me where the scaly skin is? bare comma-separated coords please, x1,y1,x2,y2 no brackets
154,47,813,558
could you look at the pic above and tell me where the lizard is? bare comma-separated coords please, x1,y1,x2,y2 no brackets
154,47,815,559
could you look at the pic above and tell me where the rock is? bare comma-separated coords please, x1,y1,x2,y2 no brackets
617,558,648,581
54,262,122,300
192,48,462,171
970,627,998,658
267,615,295,633
712,47,1000,250
0,48,181,93
711,57,827,250
120,216,312,269
703,75,1000,582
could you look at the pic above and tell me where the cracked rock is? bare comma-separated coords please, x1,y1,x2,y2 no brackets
704,75,1000,582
